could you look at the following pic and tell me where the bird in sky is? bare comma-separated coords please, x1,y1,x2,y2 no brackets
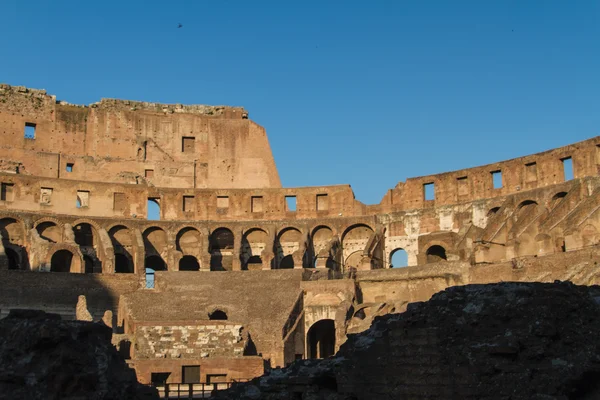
178,23,183,28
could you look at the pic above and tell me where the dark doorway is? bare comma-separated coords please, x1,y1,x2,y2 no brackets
83,255,95,273
426,245,447,263
280,254,294,269
50,250,73,272
115,253,133,273
209,310,228,320
5,247,20,270
307,319,336,359
179,255,200,271
182,366,200,384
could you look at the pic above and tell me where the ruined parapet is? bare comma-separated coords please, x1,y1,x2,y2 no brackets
95,98,247,118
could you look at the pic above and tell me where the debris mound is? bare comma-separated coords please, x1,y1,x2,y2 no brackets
0,310,158,400
214,281,600,399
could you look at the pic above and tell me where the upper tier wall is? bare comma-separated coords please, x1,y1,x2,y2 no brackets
0,84,281,189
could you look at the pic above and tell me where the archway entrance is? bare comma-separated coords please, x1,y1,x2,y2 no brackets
179,255,200,271
426,245,447,263
307,319,336,359
115,253,133,273
50,250,74,272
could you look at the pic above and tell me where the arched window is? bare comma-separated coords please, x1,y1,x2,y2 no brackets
74,223,94,247
51,250,74,272
179,255,200,271
210,228,234,271
209,310,228,320
390,248,408,268
487,207,501,217
426,245,447,263
307,319,336,359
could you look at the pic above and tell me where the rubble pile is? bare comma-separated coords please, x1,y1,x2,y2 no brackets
0,310,158,400
215,281,600,399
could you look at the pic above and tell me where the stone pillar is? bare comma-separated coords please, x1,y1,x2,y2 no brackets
231,228,243,271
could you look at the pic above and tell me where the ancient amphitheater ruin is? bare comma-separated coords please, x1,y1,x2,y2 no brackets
0,83,598,387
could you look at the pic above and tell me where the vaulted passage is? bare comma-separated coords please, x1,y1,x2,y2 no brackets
179,255,200,271
115,253,133,273
50,250,74,272
426,245,447,263
307,319,336,359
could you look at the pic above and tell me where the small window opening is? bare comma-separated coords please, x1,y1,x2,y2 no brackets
209,310,228,320
76,190,90,208
390,248,408,268
24,122,36,139
285,195,297,211
457,176,468,197
1,183,14,202
217,196,229,209
525,162,537,182
182,366,201,384
66,163,74,173
182,137,195,153
561,157,574,181
145,169,154,178
150,372,171,387
183,195,195,212
316,193,329,211
423,182,435,201
491,170,503,189
147,198,160,220
251,196,263,212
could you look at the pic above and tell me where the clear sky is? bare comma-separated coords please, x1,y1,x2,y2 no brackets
1,1,598,205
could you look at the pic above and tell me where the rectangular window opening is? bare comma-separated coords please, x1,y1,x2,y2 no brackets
285,195,297,212
423,182,435,201
40,187,53,205
1,183,14,202
183,195,195,212
491,170,503,189
113,192,126,211
457,176,468,197
150,372,171,387
182,366,201,384
316,193,329,211
24,122,36,139
206,374,228,384
66,163,74,173
76,190,90,208
251,196,264,213
182,137,195,153
561,157,574,181
217,196,229,209
144,169,154,178
525,162,537,182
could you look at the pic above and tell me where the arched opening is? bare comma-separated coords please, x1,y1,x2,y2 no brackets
344,251,363,271
147,198,160,221
390,248,408,268
209,310,228,320
5,247,20,270
179,255,200,271
83,255,95,274
426,245,447,263
551,192,568,208
210,228,234,271
279,254,294,269
143,227,167,270
0,218,24,246
74,223,95,247
145,255,166,271
487,207,501,217
50,250,74,272
176,227,202,255
115,253,133,273
246,255,262,269
341,224,374,271
36,221,61,243
307,319,335,359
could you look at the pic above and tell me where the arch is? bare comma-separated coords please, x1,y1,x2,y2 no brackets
517,200,538,210
147,198,160,221
0,217,25,246
279,254,294,269
109,225,133,247
179,255,200,271
426,245,447,263
176,227,202,255
311,225,334,255
241,228,268,270
74,223,95,247
5,247,20,270
390,248,408,268
341,223,374,243
115,253,133,273
344,251,363,270
50,249,74,272
551,192,568,208
145,255,166,271
487,207,501,217
208,309,228,320
210,228,234,271
307,319,335,359
36,221,61,243
143,227,168,256
341,224,374,269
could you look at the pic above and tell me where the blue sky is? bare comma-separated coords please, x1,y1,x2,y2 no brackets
1,1,598,205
